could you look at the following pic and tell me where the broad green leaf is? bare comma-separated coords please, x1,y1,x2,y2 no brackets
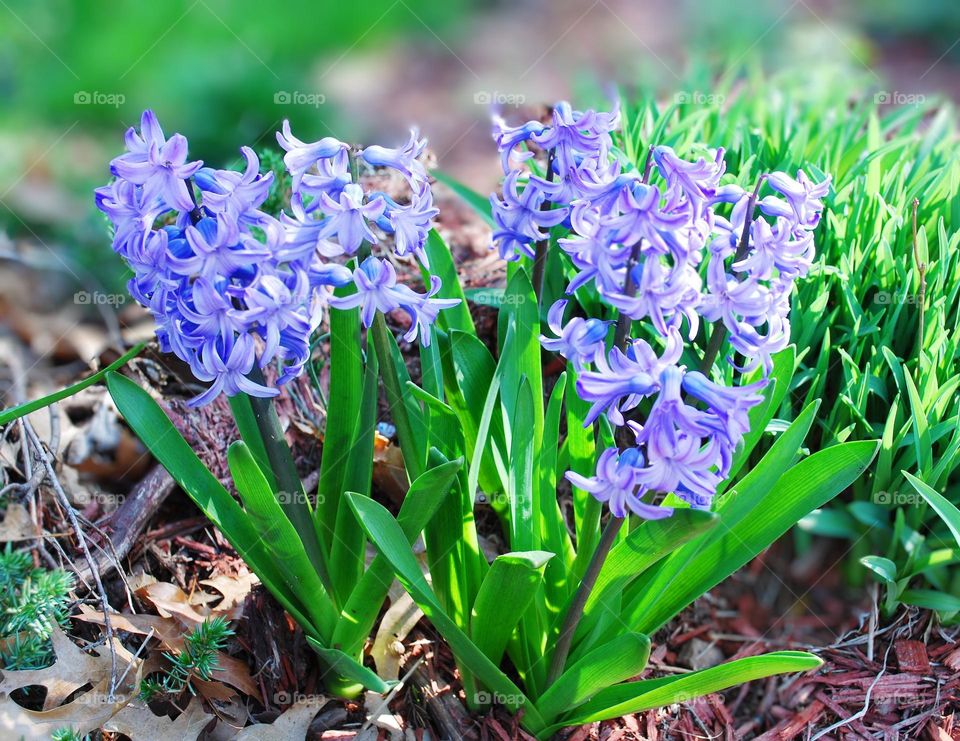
317,303,364,556
106,372,323,642
624,439,878,635
509,377,537,551
566,367,600,573
329,340,379,603
859,555,898,584
536,633,651,725
573,510,718,652
724,346,797,487
903,371,934,474
423,448,485,630
423,229,476,335
904,472,960,548
445,330,508,494
900,589,960,613
547,651,822,731
497,269,543,453
227,442,336,636
332,459,462,655
470,551,552,665
307,638,393,694
228,394,279,491
905,548,960,578
539,374,576,601
372,314,428,479
345,493,546,733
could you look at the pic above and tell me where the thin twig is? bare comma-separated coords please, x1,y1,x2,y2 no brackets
24,418,119,699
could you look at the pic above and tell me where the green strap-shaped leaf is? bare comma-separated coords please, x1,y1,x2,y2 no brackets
509,377,537,551
307,638,394,694
569,510,718,658
317,303,364,558
903,471,960,548
422,229,476,335
565,367,600,576
470,551,552,666
372,314,427,480
623,437,878,635
539,374,576,606
332,458,462,655
227,394,279,491
722,346,796,488
329,338,379,604
860,555,898,584
900,589,960,613
345,492,546,733
106,372,321,641
446,330,509,496
227,442,337,637
543,651,822,733
535,633,651,725
497,269,543,455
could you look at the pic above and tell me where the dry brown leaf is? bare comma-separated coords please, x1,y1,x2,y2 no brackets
201,572,260,612
75,604,187,650
0,503,38,542
136,581,214,622
102,696,212,740
0,630,143,739
209,653,260,699
75,606,259,699
126,570,158,593
194,676,239,701
0,625,116,710
235,695,327,740
0,679,132,739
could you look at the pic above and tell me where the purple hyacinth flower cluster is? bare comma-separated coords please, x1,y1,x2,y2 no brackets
492,101,828,519
277,122,457,343
97,111,457,405
97,110,350,405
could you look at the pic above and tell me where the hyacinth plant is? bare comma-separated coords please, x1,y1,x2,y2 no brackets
0,100,881,735
93,110,465,697
341,101,879,737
